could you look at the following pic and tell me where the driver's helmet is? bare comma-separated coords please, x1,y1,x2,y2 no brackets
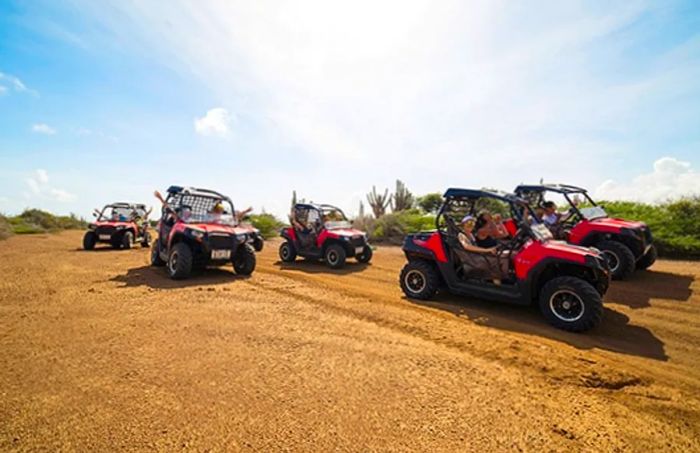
212,202,225,214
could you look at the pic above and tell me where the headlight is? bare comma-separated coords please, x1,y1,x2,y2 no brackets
342,236,351,241
89,224,97,230
236,234,247,244
115,225,125,230
188,228,204,239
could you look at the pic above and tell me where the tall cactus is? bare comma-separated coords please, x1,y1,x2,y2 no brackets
367,186,390,218
358,200,365,218
291,190,297,209
391,179,414,212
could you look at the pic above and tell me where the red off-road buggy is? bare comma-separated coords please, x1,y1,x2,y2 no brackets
279,203,372,269
150,186,256,280
83,203,151,250
514,184,656,280
399,189,610,332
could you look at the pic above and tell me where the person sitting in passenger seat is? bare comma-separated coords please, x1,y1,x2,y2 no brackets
457,216,508,282
291,210,315,249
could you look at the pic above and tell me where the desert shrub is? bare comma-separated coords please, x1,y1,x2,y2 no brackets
0,214,12,240
248,213,285,239
601,197,700,258
361,210,436,244
417,193,443,214
3,209,87,235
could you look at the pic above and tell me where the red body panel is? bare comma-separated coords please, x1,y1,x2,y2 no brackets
283,226,297,241
412,232,448,263
568,217,645,245
513,240,589,279
316,227,366,247
94,220,139,230
503,218,517,236
167,221,244,246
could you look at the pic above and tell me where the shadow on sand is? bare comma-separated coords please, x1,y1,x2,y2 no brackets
606,269,694,309
275,259,370,276
407,292,668,361
110,265,248,289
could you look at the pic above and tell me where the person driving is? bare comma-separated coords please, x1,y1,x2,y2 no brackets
474,211,509,247
291,209,315,248
456,215,508,283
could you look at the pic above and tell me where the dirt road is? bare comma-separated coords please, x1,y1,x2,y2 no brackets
1,231,699,451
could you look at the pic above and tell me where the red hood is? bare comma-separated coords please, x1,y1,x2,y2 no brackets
325,227,366,237
182,222,248,235
540,239,602,258
588,217,646,230
94,221,135,227
514,239,602,279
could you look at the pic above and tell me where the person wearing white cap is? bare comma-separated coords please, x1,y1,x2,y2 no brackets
456,215,507,282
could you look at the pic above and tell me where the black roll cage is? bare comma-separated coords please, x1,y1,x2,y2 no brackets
97,202,148,222
514,184,599,222
436,188,535,233
163,186,236,221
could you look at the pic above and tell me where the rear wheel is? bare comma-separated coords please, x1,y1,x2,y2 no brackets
167,243,193,280
325,244,346,269
83,231,96,250
597,240,635,280
356,245,373,263
151,240,165,267
141,231,151,248
538,276,602,332
121,231,133,250
252,236,264,252
400,260,439,300
279,241,297,262
233,244,256,275
636,244,657,270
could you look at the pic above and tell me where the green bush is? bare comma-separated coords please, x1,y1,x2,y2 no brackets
0,209,87,238
601,197,700,258
358,209,436,244
248,213,285,239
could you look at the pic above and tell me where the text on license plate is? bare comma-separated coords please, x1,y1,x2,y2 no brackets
211,249,231,260
99,234,111,240
355,246,364,255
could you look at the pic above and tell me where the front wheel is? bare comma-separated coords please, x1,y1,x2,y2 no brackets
356,245,373,263
399,260,439,300
325,244,346,269
151,240,165,267
538,276,603,332
597,240,635,280
252,236,264,252
233,244,256,275
167,243,193,280
279,241,297,262
83,231,96,250
121,231,133,250
141,231,151,248
636,244,657,270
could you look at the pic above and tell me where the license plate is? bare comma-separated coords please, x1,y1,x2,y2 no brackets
211,249,231,260
355,246,364,255
99,234,111,240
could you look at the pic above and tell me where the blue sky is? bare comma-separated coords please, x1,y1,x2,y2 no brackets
1,0,699,219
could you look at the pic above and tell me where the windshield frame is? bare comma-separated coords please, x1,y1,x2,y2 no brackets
165,192,237,226
97,204,145,222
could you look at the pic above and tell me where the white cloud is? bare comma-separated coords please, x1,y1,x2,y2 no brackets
194,107,232,137
0,85,7,95
596,157,700,203
32,123,57,135
0,71,37,96
24,169,76,203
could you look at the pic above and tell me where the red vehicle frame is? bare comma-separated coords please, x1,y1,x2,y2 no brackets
399,188,610,332
83,203,151,250
279,203,372,269
514,184,656,280
150,186,256,280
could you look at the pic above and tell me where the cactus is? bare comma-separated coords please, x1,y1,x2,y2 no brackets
291,190,297,209
358,200,365,218
367,186,390,218
391,179,414,212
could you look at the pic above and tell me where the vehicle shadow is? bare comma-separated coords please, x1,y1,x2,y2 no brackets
275,259,370,275
407,293,668,361
606,270,694,309
74,247,149,253
110,265,247,289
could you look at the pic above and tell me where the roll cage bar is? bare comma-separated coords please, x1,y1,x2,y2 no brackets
436,188,533,232
164,185,236,219
293,203,349,222
514,184,598,221
97,203,149,221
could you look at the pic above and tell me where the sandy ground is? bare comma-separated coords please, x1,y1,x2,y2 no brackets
0,231,699,452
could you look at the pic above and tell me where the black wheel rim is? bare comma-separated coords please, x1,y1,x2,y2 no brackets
328,250,338,265
549,290,585,322
405,270,426,294
282,245,289,259
602,250,620,272
169,252,178,274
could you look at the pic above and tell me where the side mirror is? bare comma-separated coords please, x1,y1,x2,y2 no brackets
92,212,97,217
